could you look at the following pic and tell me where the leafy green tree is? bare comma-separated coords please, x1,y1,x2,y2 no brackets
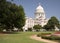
33,25,42,31
43,16,59,31
0,0,25,31
43,24,52,31
28,28,32,31
58,24,60,29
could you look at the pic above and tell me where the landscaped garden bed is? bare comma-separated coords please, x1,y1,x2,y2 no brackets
37,32,51,37
41,35,60,40
37,31,60,42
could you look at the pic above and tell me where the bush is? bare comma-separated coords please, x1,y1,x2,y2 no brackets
41,36,51,39
41,35,60,40
28,28,32,31
40,33,51,35
37,33,51,37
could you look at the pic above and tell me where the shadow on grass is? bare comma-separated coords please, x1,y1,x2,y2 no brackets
0,31,20,34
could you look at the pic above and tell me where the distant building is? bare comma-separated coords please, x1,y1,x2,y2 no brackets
34,4,48,27
23,17,34,31
55,26,60,31
23,4,48,31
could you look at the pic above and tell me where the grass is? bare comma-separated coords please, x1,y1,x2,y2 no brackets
0,32,46,43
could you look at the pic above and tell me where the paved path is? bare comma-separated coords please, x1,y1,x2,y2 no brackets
30,35,58,43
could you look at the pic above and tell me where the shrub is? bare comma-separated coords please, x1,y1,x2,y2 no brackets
37,33,51,37
41,35,60,40
41,36,51,40
28,28,32,31
40,33,51,35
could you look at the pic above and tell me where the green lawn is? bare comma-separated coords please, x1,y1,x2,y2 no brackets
0,32,46,43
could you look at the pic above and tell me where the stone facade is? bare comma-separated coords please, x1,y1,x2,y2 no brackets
23,17,34,31
34,4,48,27
23,4,48,31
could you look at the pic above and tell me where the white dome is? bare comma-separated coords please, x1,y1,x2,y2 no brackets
36,5,44,13
36,5,43,10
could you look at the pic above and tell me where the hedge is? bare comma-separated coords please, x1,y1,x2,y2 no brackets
41,35,60,40
37,33,51,37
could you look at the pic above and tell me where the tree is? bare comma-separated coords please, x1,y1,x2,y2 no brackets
43,24,52,31
28,28,32,31
58,24,60,29
33,25,42,31
58,21,60,29
43,16,59,31
0,0,25,32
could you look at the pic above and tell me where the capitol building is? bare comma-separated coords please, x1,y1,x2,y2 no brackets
23,4,48,31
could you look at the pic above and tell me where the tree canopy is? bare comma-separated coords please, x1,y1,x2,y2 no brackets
43,16,59,31
0,0,25,31
33,25,42,31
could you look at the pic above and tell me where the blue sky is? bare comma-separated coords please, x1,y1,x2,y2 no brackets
7,0,60,20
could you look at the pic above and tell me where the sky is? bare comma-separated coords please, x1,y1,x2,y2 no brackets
7,0,60,20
